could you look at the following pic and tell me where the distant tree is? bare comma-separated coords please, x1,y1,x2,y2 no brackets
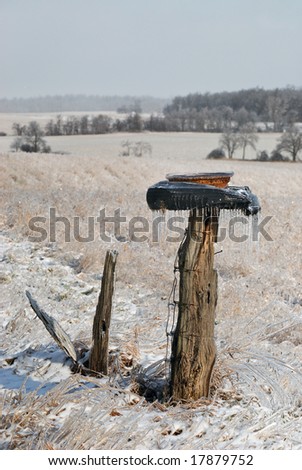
285,109,299,126
125,113,143,132
62,116,76,135
80,115,90,134
54,115,63,135
234,107,254,129
219,106,234,130
165,111,184,131
266,93,288,132
90,115,112,134
184,109,199,131
194,110,206,132
10,121,51,153
238,124,258,159
120,140,131,156
72,116,80,135
275,126,302,161
219,130,240,158
45,119,55,136
119,140,152,157
25,121,46,152
12,122,26,136
112,118,124,132
132,141,152,157
145,114,167,132
205,108,219,132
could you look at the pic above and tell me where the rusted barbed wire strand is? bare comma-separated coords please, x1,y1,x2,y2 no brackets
164,226,189,394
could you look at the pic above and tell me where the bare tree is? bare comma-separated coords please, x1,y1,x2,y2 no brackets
80,115,89,134
120,140,131,156
125,112,143,132
238,124,258,159
233,107,250,129
12,122,26,136
219,130,240,159
266,93,288,132
219,106,234,130
119,140,152,157
10,121,51,153
91,115,112,134
276,126,302,162
133,141,152,157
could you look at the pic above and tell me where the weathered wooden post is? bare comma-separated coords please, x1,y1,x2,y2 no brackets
146,172,260,401
170,208,218,400
89,249,118,374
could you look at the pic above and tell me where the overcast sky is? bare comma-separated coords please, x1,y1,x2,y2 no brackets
1,0,302,99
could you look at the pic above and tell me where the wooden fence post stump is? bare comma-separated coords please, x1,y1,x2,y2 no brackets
89,250,118,375
170,209,218,401
146,173,260,402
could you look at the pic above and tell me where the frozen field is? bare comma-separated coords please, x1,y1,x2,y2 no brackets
1,126,302,450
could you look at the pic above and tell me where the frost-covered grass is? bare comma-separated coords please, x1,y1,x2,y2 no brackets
1,131,302,449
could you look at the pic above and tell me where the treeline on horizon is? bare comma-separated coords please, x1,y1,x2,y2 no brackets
5,87,302,134
0,94,168,114
163,87,302,132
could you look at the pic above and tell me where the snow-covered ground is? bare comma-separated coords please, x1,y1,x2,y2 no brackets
1,132,302,449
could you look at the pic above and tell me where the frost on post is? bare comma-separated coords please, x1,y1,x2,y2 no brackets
146,172,261,401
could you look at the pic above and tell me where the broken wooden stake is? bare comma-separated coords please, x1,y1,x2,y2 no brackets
89,250,118,375
25,290,77,363
25,249,118,376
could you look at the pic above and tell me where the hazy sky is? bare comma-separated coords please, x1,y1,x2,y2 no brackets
1,0,302,99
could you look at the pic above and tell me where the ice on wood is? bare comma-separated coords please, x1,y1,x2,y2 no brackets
146,181,261,216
